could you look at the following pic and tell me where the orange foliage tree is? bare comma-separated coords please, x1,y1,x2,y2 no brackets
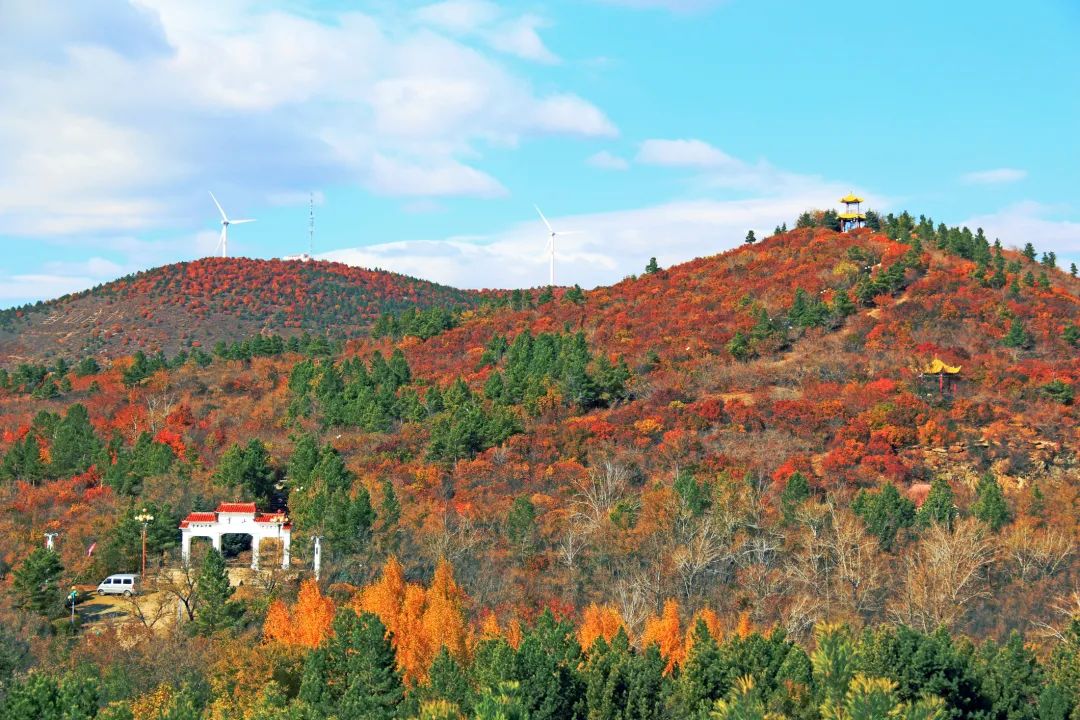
640,599,683,674
263,579,335,648
578,603,626,652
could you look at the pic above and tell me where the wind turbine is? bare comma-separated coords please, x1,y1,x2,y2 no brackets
534,205,581,286
209,191,255,258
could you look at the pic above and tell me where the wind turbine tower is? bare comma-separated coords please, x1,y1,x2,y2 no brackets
309,192,315,256
209,192,255,258
534,205,581,286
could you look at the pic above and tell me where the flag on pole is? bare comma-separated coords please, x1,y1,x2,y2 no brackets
87,542,96,557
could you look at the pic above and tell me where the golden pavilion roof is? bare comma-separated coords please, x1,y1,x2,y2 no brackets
923,358,961,375
839,193,864,204
838,212,866,220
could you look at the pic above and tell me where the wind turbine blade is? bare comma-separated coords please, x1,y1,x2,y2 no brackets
230,219,256,224
209,191,228,222
534,204,554,233
556,230,583,236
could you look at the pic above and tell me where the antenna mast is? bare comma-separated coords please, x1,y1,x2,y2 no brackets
308,192,315,256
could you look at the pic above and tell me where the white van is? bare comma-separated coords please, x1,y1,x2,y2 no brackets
96,574,140,596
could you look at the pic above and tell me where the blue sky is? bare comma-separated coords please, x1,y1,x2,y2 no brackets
1,0,1078,307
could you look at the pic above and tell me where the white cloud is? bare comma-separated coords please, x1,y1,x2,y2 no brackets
961,168,1028,185
0,1,614,236
638,138,738,168
532,95,618,137
636,138,850,197
415,1,560,64
41,257,125,278
587,151,630,171
369,154,507,198
320,191,848,290
415,1,501,33
962,201,1080,265
0,274,107,302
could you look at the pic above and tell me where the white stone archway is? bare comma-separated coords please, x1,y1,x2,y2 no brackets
180,503,291,569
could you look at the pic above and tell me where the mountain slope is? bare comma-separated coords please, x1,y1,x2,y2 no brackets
0,257,487,362
0,218,1077,646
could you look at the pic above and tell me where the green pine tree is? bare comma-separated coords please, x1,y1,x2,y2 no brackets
214,439,277,504
831,290,856,318
852,484,916,551
1003,318,1034,350
12,548,63,617
1064,324,1080,347
287,433,320,485
0,672,99,720
917,477,957,529
416,647,474,716
726,331,753,362
972,474,1010,532
564,285,586,305
780,472,811,523
645,257,660,274
505,496,538,557
975,632,1043,720
745,230,757,244
668,620,728,717
192,548,240,635
299,609,403,720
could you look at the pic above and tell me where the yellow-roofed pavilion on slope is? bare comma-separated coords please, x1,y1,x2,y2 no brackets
839,193,866,232
921,357,962,396
923,358,961,375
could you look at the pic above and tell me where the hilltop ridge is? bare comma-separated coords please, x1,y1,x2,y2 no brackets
0,257,489,362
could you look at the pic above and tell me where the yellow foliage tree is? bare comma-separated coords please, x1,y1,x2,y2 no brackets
396,583,431,685
640,599,684,674
684,607,723,656
421,557,469,663
131,684,175,720
736,610,753,639
479,611,501,640
506,618,524,649
578,603,626,652
356,556,408,637
263,579,336,648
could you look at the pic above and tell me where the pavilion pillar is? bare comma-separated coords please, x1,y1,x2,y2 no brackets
181,532,191,565
281,533,291,570
211,533,222,552
251,535,260,571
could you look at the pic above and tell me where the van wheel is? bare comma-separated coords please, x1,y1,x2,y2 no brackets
123,590,132,597
97,590,105,596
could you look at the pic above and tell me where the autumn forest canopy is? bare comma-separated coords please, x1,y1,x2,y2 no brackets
0,210,1077,719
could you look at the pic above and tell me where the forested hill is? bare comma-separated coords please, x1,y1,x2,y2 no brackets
0,213,1078,718
0,257,489,363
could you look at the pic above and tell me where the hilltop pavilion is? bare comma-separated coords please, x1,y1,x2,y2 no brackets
839,193,866,232
179,502,291,569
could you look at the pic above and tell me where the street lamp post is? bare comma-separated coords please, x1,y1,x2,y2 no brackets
134,510,154,576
